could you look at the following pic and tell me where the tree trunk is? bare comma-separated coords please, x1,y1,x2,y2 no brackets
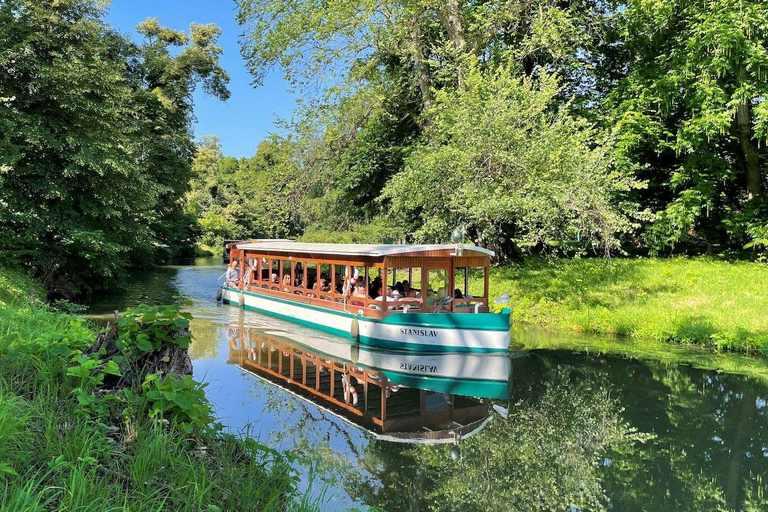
410,21,433,110
736,68,761,200
437,0,467,87
438,0,466,51
724,388,756,511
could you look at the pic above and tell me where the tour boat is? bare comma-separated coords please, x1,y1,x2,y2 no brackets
220,241,511,353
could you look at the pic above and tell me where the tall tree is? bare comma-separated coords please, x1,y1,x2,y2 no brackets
604,0,768,250
0,1,229,296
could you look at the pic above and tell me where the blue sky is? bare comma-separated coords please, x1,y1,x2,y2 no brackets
105,0,296,158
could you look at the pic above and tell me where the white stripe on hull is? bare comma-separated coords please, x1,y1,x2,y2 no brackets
222,288,509,352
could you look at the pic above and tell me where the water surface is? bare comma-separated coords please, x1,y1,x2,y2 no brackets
87,261,768,511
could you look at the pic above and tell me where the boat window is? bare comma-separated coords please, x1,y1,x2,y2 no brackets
454,267,468,297
467,267,485,298
305,262,317,294
270,259,280,285
260,258,269,282
280,259,292,292
292,261,304,288
368,266,382,298
332,264,344,296
426,268,450,306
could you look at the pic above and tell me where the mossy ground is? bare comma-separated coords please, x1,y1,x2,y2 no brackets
491,257,768,355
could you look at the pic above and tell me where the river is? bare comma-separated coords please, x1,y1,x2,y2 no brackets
87,259,768,511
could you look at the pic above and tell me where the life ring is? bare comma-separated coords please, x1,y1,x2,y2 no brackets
341,373,358,406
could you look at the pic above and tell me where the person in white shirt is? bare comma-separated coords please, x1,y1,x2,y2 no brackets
225,260,240,288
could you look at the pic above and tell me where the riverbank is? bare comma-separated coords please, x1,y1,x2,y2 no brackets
0,267,313,511
492,257,768,355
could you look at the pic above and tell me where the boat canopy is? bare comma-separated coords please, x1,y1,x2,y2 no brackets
235,241,494,258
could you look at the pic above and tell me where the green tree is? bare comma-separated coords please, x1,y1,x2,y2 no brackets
236,0,612,250
0,1,229,296
384,67,638,256
604,0,768,251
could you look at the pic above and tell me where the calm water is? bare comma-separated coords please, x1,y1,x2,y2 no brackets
88,260,768,511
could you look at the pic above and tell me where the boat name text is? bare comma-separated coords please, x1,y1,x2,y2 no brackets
399,362,439,373
399,328,438,337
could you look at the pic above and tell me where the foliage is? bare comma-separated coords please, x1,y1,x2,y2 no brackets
0,266,307,510
187,135,304,245
117,302,193,356
235,0,618,254
0,0,229,297
384,66,639,256
232,0,768,259
604,0,768,252
141,372,213,431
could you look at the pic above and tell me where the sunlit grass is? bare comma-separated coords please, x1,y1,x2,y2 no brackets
491,257,768,355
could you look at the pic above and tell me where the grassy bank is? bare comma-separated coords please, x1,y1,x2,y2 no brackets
491,257,768,355
0,267,313,511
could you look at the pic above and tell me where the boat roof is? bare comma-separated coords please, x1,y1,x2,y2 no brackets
235,241,494,258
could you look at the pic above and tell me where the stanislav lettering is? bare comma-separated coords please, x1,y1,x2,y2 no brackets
399,327,438,337
399,362,438,373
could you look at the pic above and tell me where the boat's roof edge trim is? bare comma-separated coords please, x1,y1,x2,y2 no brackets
234,241,495,258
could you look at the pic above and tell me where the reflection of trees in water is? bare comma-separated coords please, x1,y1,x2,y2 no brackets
187,317,222,360
326,366,646,512
599,360,768,512
231,330,768,511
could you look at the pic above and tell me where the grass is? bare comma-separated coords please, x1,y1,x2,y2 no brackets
0,266,319,511
490,257,768,355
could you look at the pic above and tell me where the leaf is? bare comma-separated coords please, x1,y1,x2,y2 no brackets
103,360,122,376
135,333,153,352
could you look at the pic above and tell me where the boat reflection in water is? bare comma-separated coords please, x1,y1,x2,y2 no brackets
226,315,519,443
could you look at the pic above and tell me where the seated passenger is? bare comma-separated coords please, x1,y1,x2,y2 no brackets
307,282,317,298
402,280,411,295
282,273,292,292
350,282,367,306
320,278,331,292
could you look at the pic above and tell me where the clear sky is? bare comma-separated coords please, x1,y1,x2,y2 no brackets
105,0,296,158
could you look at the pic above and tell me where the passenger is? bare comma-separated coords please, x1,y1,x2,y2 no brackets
271,273,279,284
402,280,411,295
370,276,382,300
394,281,404,295
293,263,303,287
282,273,292,292
455,288,469,307
350,282,367,306
307,282,317,298
225,260,240,288
320,277,331,292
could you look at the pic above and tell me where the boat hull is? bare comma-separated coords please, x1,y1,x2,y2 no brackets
221,286,510,353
